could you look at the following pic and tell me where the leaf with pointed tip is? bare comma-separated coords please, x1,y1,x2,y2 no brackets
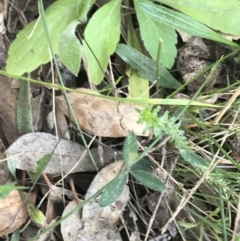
58,21,82,76
159,0,240,37
0,183,26,199
6,0,95,75
123,132,139,167
138,1,238,47
179,148,209,169
116,44,181,89
83,0,121,84
28,205,46,226
33,154,53,182
131,170,166,191
135,0,177,68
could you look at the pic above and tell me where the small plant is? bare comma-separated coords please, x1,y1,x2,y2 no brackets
99,131,166,207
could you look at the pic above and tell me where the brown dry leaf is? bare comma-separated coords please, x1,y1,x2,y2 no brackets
0,190,36,237
0,75,19,145
56,88,148,137
5,132,115,174
61,201,83,241
77,220,122,241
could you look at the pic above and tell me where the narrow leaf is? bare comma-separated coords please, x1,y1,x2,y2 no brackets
10,229,20,241
99,172,128,207
126,14,149,98
6,0,95,75
83,0,121,84
139,1,238,48
33,154,53,182
123,132,139,167
0,183,26,199
159,0,240,37
179,148,209,169
116,44,181,89
28,205,46,226
58,21,82,76
131,170,166,191
17,81,33,135
135,0,177,68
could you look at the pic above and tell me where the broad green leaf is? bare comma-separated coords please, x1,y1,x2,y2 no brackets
0,183,26,199
159,0,240,37
126,13,149,98
179,148,209,169
58,21,82,76
139,1,239,48
123,132,138,167
131,170,166,191
99,172,128,207
17,80,33,135
33,154,53,182
135,0,177,68
116,43,181,89
28,205,46,226
83,0,121,84
6,0,95,75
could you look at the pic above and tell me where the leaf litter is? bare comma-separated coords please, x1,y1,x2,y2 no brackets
1,0,240,240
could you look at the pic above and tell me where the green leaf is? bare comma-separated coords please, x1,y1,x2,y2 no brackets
99,172,128,207
159,0,240,37
6,154,17,179
123,132,139,167
10,229,20,241
131,158,156,172
131,170,166,191
83,0,121,84
116,44,181,89
135,0,177,68
17,80,33,135
58,20,82,76
0,183,26,199
179,148,209,169
33,154,53,182
28,205,46,226
6,0,95,75
139,1,239,48
126,14,149,98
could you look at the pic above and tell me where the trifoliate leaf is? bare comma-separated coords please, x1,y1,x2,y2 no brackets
83,0,121,84
135,0,177,68
6,0,95,75
58,21,82,76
